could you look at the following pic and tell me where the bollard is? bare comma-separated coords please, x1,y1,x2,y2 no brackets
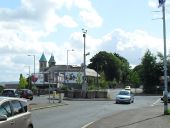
53,91,56,103
58,93,64,103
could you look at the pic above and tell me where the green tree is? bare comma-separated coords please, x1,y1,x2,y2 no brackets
157,52,170,76
19,74,28,89
141,50,159,93
88,51,121,82
129,71,140,88
0,86,4,93
114,53,130,84
26,76,33,89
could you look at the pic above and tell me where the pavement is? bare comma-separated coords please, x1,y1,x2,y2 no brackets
86,105,170,128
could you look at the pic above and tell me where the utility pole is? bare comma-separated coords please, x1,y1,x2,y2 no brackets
82,29,87,97
158,0,168,115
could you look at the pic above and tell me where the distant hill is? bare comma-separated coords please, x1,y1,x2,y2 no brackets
0,81,19,88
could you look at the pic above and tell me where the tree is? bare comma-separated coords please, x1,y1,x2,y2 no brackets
114,53,130,84
88,51,122,82
157,52,170,76
141,50,159,93
129,70,140,88
26,76,33,89
19,74,28,89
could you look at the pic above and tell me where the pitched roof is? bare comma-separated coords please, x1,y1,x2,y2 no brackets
48,54,56,63
39,53,47,62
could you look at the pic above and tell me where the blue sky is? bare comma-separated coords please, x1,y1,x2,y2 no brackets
0,0,170,82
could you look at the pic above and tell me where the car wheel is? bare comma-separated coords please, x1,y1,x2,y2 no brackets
128,100,131,104
131,99,134,103
28,124,33,128
30,97,33,100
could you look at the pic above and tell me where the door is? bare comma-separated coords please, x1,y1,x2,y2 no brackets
10,100,27,128
0,101,13,128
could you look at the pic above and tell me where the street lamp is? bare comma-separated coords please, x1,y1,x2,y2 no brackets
28,54,36,88
67,49,74,71
158,0,168,114
82,28,87,96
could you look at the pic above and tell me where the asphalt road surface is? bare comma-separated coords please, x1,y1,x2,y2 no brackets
31,96,162,128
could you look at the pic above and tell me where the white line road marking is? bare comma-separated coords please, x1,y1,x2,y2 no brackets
150,98,161,106
81,121,94,128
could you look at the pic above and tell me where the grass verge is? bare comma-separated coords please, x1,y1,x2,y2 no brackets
168,109,170,114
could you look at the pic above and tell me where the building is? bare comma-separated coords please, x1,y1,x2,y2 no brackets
34,53,100,90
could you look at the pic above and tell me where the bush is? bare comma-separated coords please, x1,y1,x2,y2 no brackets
168,109,170,115
31,85,38,95
88,84,98,90
60,85,68,91
0,86,4,93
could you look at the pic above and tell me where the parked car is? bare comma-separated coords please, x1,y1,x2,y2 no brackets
125,86,131,90
0,97,33,128
161,92,170,102
116,90,134,104
1,89,19,97
19,89,33,100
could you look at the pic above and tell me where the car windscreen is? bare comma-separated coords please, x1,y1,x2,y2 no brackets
118,91,130,96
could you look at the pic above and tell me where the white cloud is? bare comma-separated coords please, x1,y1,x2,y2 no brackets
80,10,103,28
114,29,163,52
61,15,78,28
82,28,169,67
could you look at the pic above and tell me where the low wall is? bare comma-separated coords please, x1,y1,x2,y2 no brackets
65,90,108,99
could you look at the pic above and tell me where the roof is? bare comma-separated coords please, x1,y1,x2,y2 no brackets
48,54,56,63
0,97,27,103
85,68,100,77
46,65,100,77
39,53,47,62
47,65,81,72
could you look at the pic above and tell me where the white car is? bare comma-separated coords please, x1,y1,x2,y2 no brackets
116,90,134,104
125,86,131,90
0,97,33,128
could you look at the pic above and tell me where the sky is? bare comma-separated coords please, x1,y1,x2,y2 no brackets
0,0,170,82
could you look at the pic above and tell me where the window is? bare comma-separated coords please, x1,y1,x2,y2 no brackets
20,101,28,112
11,100,24,115
0,101,12,117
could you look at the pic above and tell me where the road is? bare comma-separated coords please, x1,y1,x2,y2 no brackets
31,95,162,128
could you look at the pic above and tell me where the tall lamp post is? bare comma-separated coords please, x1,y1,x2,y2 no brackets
82,29,87,96
66,49,74,87
158,0,168,114
28,54,36,88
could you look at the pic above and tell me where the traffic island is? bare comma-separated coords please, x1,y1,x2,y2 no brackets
30,102,68,111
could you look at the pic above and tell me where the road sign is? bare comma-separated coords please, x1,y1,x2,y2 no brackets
158,0,166,8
